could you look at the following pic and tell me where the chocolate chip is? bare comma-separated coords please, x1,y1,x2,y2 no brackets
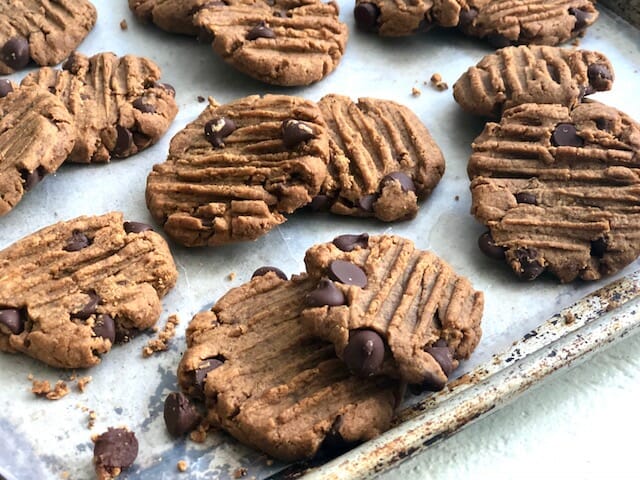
132,98,156,114
425,342,454,376
309,194,331,211
113,126,133,157
358,194,376,212
164,392,201,437
380,172,416,193
246,21,276,40
154,82,176,97
93,314,116,343
343,329,385,377
306,279,346,307
1,37,30,70
333,234,369,252
569,7,591,31
282,119,315,148
458,8,477,29
487,34,512,48
21,166,46,192
515,248,545,280
204,117,236,148
124,221,153,234
73,292,100,320
328,260,367,288
587,64,612,92
354,3,380,32
0,79,13,98
93,428,138,470
63,231,91,252
194,357,224,393
515,192,537,205
478,231,505,260
62,53,78,72
590,237,607,258
552,123,584,147
596,118,613,131
0,308,24,335
251,266,287,280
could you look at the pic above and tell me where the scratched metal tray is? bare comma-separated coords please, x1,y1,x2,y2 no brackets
1,1,639,479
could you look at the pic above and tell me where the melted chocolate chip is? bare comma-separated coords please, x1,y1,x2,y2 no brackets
354,3,380,32
21,166,46,192
194,357,224,393
569,7,591,31
306,278,346,307
132,98,156,114
0,308,24,335
587,64,613,92
251,266,287,280
309,194,331,212
458,8,477,29
380,172,416,193
204,117,236,148
0,79,13,98
114,126,133,156
515,248,545,280
1,37,30,70
93,314,116,343
478,231,505,260
62,53,80,72
590,237,607,258
343,329,385,377
164,392,201,436
515,192,537,205
246,21,276,40
154,82,176,97
333,233,369,252
73,292,100,320
328,260,367,288
552,123,584,147
595,118,613,131
93,428,138,470
358,194,376,212
63,231,91,252
124,221,153,234
282,119,315,148
425,342,454,376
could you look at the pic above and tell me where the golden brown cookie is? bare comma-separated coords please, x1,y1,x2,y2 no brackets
302,234,484,390
453,46,614,118
0,84,75,216
0,0,96,74
314,94,445,222
21,52,178,164
194,0,348,86
129,0,208,36
469,101,640,283
146,95,329,247
0,212,178,368
177,271,398,461
459,0,599,47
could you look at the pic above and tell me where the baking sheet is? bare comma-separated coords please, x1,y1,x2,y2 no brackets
1,2,639,479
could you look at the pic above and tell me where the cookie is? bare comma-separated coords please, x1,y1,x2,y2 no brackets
314,94,445,221
177,271,398,461
0,212,178,368
194,0,348,86
93,428,138,480
301,234,484,390
0,0,96,74
453,46,614,118
21,52,178,164
0,85,75,216
129,0,207,36
469,101,640,283
459,0,599,47
146,95,329,247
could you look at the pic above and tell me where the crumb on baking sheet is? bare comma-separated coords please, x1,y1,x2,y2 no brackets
143,314,180,358
564,311,576,324
430,73,449,91
227,272,236,281
455,195,460,201
197,95,206,102
60,471,70,479
88,410,97,429
411,87,421,97
32,379,70,400
77,376,92,392
27,373,34,380
265,458,274,466
120,19,128,30
177,460,188,473
234,467,248,478
189,421,211,443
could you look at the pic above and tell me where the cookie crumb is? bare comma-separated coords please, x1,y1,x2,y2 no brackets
143,314,180,358
197,95,206,103
411,87,421,97
120,19,128,30
60,471,70,479
564,311,575,325
234,467,248,478
265,459,274,466
77,376,92,392
454,195,460,201
32,379,70,400
227,272,236,281
430,73,449,91
69,371,77,381
189,422,210,443
177,460,188,473
88,410,97,429
430,73,442,83
27,373,34,381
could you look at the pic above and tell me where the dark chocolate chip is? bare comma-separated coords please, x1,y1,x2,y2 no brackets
153,82,176,97
478,231,505,260
515,192,537,205
306,279,346,307
0,79,13,98
515,248,545,280
197,26,215,43
333,233,369,252
380,172,416,193
197,95,205,102
113,126,133,156
458,8,477,29
552,123,584,147
590,237,607,258
132,98,156,114
343,329,385,377
21,166,46,192
124,221,153,234
194,357,224,393
425,342,454,376
93,314,116,343
328,260,367,288
282,119,315,148
0,308,24,335
164,392,201,437
354,3,380,32
309,194,331,211
251,266,287,280
595,118,613,131
487,34,512,48
587,64,613,92
204,117,236,148
1,37,30,70
63,231,91,252
93,428,138,470
73,292,100,320
358,194,376,212
246,21,276,40
569,7,591,31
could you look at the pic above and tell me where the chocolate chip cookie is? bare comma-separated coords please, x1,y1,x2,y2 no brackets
0,0,96,74
0,85,75,216
21,52,178,164
194,0,348,86
315,94,445,221
146,95,329,247
129,0,208,36
469,101,640,282
0,212,178,368
178,271,398,461
453,46,614,118
302,234,484,390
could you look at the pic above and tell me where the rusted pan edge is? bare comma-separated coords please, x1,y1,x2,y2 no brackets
302,270,640,480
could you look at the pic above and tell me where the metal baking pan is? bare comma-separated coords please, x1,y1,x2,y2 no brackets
1,1,639,478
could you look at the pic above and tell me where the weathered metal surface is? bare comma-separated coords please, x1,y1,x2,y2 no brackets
601,0,640,27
